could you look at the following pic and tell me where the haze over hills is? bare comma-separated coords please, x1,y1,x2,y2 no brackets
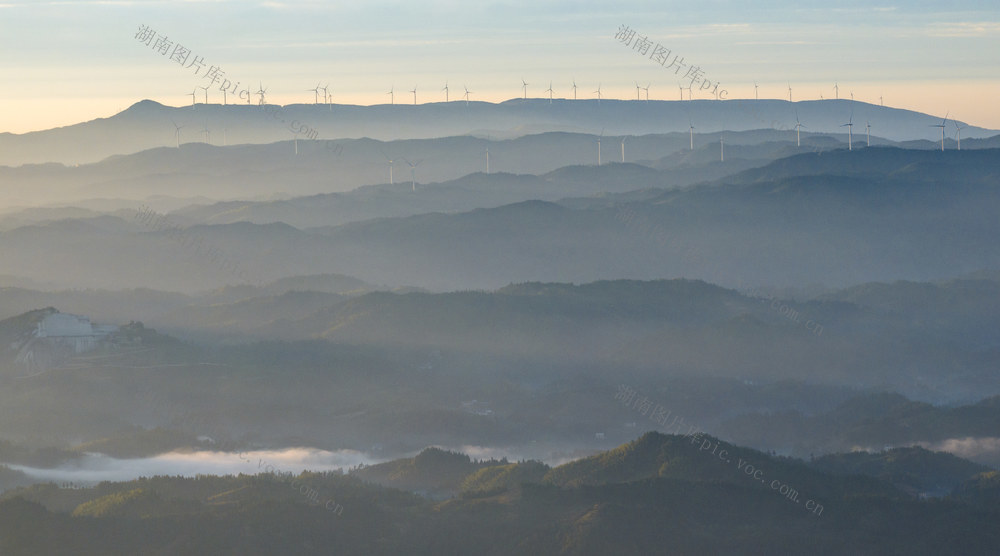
0,127,923,210
0,99,992,166
1,146,997,294
4,1,999,552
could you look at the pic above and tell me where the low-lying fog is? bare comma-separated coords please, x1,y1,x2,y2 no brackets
2,443,604,488
4,448,377,486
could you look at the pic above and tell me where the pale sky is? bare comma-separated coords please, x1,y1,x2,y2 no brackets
1,0,998,134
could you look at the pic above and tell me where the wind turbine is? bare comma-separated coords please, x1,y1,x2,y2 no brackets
572,79,578,100
187,88,197,106
221,88,227,105
410,86,417,105
463,85,472,105
387,86,394,105
545,82,553,103
200,122,210,144
642,82,650,101
402,157,422,191
443,81,449,102
521,78,528,99
320,84,330,105
787,82,792,103
199,85,209,104
866,120,871,147
954,120,965,150
485,139,490,174
308,83,321,104
678,83,684,101
596,129,604,166
256,83,267,105
689,121,695,150
850,91,854,102
593,83,602,102
794,111,805,147
930,111,948,151
834,82,839,100
753,81,759,100
380,152,394,185
634,82,641,101
880,95,884,107
841,112,854,151
291,129,299,155
720,135,724,162
620,136,627,163
171,120,183,148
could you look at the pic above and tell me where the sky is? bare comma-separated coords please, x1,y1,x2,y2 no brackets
1,0,998,134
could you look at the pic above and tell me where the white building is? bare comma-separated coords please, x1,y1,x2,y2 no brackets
34,312,118,353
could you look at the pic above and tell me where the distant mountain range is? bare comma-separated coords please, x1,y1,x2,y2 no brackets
1,146,997,296
1,98,994,166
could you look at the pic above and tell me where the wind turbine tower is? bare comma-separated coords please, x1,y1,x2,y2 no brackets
955,121,965,150
620,136,626,163
521,78,528,99
794,111,805,147
546,82,553,103
597,130,603,166
443,82,449,102
841,113,855,151
387,86,394,105
572,79,578,100
380,152,394,185
410,86,417,105
403,158,422,191
930,112,948,151
171,120,183,148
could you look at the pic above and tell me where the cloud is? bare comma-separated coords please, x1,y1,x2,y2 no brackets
927,22,1000,37
918,437,1000,459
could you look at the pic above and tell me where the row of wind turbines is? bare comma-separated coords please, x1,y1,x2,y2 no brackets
182,79,897,107
170,116,967,193
838,110,965,151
